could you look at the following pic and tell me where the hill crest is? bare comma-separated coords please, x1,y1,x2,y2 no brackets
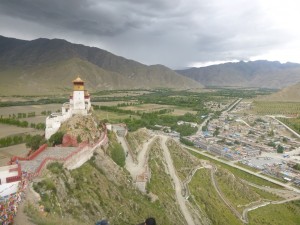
0,35,202,95
176,60,300,89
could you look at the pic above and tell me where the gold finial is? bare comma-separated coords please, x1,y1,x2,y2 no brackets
73,76,84,83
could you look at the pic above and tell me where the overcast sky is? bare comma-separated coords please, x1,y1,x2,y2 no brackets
0,0,299,69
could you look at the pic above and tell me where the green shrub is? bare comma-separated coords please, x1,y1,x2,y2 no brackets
48,131,64,146
110,142,125,167
26,134,46,151
47,162,64,174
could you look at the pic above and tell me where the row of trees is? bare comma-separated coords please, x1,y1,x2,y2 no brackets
0,134,29,148
121,112,200,137
0,117,29,127
41,110,52,115
0,117,45,130
10,112,36,118
0,98,65,107
2,111,52,118
25,131,65,151
0,131,64,150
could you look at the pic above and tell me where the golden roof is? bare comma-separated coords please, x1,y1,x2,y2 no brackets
73,76,84,83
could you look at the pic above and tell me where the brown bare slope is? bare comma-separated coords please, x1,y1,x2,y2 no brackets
177,60,300,89
258,82,300,102
0,36,202,95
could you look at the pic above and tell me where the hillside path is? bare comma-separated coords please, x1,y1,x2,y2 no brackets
121,134,156,180
160,135,196,225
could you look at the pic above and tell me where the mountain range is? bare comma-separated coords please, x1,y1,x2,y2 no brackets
0,35,201,95
1,35,300,95
176,60,300,89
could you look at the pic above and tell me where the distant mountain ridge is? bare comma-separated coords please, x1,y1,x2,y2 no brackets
0,35,202,95
176,60,300,88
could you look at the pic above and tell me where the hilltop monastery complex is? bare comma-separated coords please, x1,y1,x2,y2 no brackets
45,77,91,139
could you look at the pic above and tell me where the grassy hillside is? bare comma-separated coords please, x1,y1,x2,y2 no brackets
0,36,202,95
258,82,300,102
248,201,300,225
27,137,186,225
15,126,300,225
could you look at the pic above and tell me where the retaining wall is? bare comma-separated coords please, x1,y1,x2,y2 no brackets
10,144,48,163
34,132,108,175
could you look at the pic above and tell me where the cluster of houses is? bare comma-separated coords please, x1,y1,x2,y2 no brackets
188,100,300,185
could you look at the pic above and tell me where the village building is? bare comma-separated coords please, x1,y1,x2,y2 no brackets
0,164,21,197
45,76,91,139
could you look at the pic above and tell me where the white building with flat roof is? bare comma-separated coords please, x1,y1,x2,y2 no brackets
0,164,21,197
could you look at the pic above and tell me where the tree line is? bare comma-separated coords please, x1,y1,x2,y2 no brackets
0,134,29,148
0,117,45,130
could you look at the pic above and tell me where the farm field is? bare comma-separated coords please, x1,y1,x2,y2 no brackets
0,124,39,139
0,104,62,116
279,117,300,135
93,110,139,123
251,101,300,115
22,116,47,124
120,103,197,115
0,96,30,102
120,103,175,112
0,143,28,166
171,108,197,116
92,101,127,106
93,90,152,97
248,201,300,225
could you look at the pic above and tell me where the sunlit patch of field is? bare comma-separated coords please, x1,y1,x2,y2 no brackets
170,108,197,116
93,110,140,123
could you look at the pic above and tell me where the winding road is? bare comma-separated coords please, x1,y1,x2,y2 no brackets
160,136,197,225
118,131,198,225
118,127,300,225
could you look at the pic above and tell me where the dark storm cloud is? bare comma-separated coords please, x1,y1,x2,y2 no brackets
0,0,133,35
0,0,296,68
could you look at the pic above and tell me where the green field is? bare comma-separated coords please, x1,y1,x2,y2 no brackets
248,201,300,225
252,101,300,115
189,169,243,225
279,117,300,135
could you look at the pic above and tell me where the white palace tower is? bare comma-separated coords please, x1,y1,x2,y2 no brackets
45,76,91,139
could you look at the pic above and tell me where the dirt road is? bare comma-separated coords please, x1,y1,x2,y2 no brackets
160,136,197,225
118,132,197,225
